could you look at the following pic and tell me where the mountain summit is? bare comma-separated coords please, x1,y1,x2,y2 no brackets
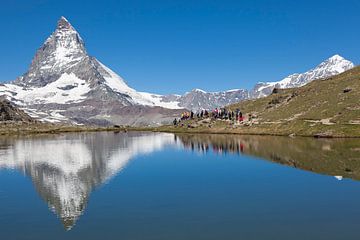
14,16,87,87
250,54,354,98
57,16,73,29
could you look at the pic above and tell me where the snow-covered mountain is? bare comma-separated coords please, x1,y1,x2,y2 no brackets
250,55,354,98
0,17,182,125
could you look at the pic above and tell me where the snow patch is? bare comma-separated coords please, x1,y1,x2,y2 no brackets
97,60,182,109
0,73,90,105
138,92,181,109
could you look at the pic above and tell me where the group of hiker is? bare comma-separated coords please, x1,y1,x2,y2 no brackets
212,108,244,121
174,107,244,126
180,110,209,121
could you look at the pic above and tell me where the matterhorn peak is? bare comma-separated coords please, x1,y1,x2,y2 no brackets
57,16,73,30
13,16,88,87
50,16,85,51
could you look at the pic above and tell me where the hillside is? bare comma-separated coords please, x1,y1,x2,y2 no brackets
0,98,34,122
228,65,360,136
159,66,360,137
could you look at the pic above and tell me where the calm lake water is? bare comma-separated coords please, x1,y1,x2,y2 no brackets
0,132,360,239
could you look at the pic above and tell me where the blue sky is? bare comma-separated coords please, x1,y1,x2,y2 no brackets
0,0,359,94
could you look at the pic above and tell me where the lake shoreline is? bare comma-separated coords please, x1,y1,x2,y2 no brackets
0,122,128,136
1,121,359,139
152,127,360,138
152,118,360,138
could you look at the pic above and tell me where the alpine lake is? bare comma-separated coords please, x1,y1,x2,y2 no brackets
0,131,360,239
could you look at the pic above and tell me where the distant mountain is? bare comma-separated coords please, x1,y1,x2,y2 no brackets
0,17,182,126
160,54,354,111
161,88,249,110
250,55,354,98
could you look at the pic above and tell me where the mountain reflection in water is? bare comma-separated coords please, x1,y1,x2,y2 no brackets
0,132,175,230
0,132,360,231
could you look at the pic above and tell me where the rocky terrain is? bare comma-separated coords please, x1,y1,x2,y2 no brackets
0,97,34,122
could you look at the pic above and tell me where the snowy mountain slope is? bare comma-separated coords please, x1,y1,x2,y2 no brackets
96,60,181,109
250,55,354,98
2,73,91,105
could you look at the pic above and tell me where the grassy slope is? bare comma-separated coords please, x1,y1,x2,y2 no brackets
157,66,360,137
228,65,360,136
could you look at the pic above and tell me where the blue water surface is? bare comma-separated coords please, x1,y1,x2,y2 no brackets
0,132,359,240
